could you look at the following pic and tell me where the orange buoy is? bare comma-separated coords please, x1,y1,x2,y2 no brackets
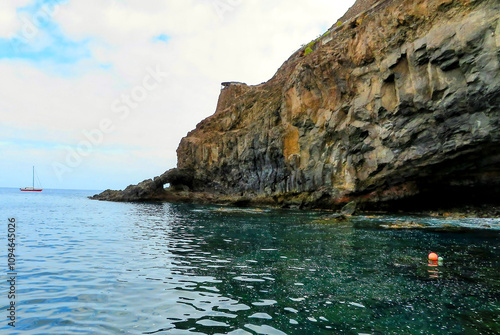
428,252,439,261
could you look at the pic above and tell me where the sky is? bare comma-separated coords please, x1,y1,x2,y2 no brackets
0,0,356,191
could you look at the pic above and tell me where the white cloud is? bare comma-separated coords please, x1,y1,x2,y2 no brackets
0,1,33,38
1,0,355,190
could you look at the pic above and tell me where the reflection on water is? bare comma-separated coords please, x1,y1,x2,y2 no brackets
427,260,440,279
1,189,500,335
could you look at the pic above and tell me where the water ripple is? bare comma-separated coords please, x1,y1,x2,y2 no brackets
1,189,499,334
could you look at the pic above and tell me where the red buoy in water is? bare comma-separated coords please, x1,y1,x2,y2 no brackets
428,252,439,261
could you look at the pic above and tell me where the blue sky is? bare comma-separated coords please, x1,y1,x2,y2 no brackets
0,0,355,190
1,1,88,63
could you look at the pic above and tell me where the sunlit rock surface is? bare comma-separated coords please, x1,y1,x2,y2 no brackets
92,0,500,212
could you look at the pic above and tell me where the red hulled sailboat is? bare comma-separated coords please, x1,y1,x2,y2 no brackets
20,166,43,192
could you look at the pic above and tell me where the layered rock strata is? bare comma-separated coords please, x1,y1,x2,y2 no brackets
92,0,500,211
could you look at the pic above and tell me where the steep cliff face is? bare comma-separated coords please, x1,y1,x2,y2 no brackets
93,0,500,211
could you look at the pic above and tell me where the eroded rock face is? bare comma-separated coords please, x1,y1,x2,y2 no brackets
93,0,500,210
90,170,173,202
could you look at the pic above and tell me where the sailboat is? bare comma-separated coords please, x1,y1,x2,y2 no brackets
20,166,43,192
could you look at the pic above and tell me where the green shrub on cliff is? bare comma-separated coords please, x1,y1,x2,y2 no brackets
303,40,317,56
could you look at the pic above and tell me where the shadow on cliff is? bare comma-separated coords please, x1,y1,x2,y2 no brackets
91,0,500,218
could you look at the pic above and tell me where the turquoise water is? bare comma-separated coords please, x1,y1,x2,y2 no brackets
1,188,499,334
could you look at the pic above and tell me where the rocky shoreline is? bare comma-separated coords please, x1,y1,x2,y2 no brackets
91,0,500,216
89,182,500,218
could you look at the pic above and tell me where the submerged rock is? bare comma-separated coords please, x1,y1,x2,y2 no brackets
341,202,357,216
92,0,500,214
380,221,428,229
320,213,350,222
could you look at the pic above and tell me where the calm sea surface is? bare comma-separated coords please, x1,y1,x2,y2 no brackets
1,188,499,334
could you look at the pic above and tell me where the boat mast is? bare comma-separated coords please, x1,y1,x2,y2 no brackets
33,166,35,189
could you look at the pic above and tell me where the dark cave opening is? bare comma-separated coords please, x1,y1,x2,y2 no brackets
381,183,500,212
365,146,500,214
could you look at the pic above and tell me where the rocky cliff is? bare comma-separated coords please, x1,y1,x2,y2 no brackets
92,0,500,212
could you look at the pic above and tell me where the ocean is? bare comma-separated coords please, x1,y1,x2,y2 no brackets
1,188,499,334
